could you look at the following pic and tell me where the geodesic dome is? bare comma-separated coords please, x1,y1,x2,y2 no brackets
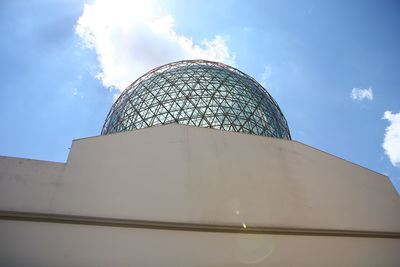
101,60,291,139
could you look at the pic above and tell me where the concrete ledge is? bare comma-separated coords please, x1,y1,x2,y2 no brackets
1,210,399,239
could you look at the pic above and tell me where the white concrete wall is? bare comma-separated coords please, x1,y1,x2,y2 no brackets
1,124,399,266
1,220,399,267
51,124,400,232
0,156,64,212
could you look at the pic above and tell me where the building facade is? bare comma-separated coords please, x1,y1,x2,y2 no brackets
1,60,399,266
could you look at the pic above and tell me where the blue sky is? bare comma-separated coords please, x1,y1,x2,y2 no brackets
0,0,399,193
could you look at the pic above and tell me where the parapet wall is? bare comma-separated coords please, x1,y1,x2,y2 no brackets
54,124,399,232
2,124,398,231
1,124,399,266
0,156,64,213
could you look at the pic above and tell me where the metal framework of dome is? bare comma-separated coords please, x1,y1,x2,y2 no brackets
101,60,291,139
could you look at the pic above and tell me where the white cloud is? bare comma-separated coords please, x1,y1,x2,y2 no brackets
350,87,373,101
382,111,400,167
260,64,272,86
75,0,235,91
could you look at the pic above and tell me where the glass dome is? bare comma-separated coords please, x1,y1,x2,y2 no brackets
101,60,291,139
